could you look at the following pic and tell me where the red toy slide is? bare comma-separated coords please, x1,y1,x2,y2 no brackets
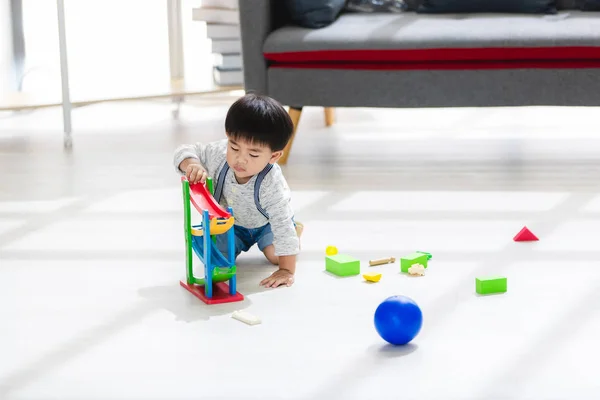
182,177,230,219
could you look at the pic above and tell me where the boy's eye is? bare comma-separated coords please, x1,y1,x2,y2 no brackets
249,154,259,158
230,146,239,151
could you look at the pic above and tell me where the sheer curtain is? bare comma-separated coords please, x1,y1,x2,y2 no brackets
0,0,22,94
16,0,211,102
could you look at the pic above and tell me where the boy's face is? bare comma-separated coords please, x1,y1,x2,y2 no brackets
226,135,283,183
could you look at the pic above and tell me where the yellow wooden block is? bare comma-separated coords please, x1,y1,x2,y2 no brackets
325,245,338,256
363,272,382,282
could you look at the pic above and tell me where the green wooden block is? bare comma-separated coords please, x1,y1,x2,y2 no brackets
476,276,507,295
416,251,432,260
326,254,360,276
400,252,429,273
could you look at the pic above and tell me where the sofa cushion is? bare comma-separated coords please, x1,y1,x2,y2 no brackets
407,0,576,10
345,0,408,13
264,12,600,64
285,0,347,29
399,0,576,10
418,0,557,14
558,0,577,7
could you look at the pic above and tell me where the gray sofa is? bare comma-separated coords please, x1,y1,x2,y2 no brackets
239,0,600,163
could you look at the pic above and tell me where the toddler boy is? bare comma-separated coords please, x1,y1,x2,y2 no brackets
173,94,301,288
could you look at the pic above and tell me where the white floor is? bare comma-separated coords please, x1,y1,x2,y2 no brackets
1,99,600,399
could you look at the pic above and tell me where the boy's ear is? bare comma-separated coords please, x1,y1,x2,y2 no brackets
270,150,284,163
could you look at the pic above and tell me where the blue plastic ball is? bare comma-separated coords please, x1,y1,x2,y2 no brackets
374,295,423,345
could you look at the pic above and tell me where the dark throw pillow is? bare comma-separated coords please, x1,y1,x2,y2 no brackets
417,0,558,13
579,0,600,10
285,0,347,28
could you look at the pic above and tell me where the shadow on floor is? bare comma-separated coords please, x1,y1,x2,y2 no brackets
0,301,157,399
304,341,419,399
137,257,277,323
370,342,419,358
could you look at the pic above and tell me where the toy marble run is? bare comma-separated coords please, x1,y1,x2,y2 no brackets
179,176,244,304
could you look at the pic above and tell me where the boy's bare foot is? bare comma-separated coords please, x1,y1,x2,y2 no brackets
295,221,304,250
295,221,304,238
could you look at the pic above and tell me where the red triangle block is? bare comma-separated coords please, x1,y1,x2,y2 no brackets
513,226,539,242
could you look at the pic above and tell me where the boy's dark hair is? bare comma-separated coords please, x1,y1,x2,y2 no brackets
225,93,294,152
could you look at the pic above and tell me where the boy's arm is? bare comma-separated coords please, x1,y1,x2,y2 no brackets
173,143,208,173
258,171,299,288
178,158,202,173
261,175,300,271
173,140,226,177
278,254,296,275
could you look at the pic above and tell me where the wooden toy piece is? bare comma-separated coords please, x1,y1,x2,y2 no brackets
232,310,262,325
400,252,428,273
476,276,507,295
369,257,396,266
513,226,538,242
326,254,360,276
363,272,382,282
408,263,425,276
326,245,338,256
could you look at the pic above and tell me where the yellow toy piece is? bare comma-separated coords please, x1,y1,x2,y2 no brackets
363,272,382,282
325,245,338,256
191,217,235,237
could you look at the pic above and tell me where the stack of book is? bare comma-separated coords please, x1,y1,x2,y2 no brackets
193,0,243,86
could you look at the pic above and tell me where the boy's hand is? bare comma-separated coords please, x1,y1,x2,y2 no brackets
185,163,208,184
260,269,294,288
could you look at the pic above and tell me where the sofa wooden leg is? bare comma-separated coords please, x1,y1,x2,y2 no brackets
324,107,335,126
279,106,302,165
